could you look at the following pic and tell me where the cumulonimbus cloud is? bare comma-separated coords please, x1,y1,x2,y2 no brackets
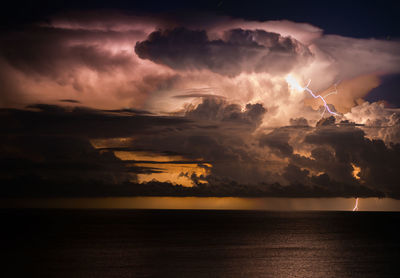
1,11,400,198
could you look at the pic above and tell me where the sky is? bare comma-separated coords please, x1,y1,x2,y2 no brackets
1,0,400,208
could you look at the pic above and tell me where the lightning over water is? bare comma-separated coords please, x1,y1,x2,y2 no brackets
353,198,359,211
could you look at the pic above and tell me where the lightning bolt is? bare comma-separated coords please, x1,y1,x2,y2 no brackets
352,198,359,211
321,84,339,118
303,79,339,116
286,75,339,116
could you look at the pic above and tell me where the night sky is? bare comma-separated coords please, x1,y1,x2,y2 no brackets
1,0,400,203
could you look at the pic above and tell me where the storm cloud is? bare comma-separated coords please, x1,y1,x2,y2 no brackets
135,27,312,76
1,101,400,198
1,10,400,199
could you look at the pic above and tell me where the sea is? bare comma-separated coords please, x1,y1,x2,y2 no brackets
1,209,399,277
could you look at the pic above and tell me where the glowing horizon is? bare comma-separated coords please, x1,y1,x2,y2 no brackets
1,197,400,211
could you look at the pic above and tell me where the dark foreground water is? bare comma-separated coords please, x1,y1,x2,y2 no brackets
1,210,399,278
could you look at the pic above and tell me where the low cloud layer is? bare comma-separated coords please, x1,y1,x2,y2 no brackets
1,102,399,198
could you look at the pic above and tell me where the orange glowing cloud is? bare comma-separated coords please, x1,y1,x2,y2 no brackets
114,150,211,187
134,163,210,187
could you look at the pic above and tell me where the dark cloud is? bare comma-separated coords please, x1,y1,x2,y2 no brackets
186,97,266,128
316,115,336,126
173,93,225,99
0,131,177,198
0,104,192,197
135,27,312,76
123,98,269,184
255,126,399,198
171,88,227,102
283,164,310,184
1,104,190,139
1,102,400,199
59,99,80,103
255,123,400,198
101,108,154,115
303,126,400,196
0,135,130,177
259,129,293,156
290,117,308,126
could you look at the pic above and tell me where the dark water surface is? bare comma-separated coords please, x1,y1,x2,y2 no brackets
1,209,399,277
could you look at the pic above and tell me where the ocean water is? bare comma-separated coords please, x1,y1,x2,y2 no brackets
1,209,399,277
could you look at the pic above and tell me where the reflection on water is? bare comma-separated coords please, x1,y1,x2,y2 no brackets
1,210,399,277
